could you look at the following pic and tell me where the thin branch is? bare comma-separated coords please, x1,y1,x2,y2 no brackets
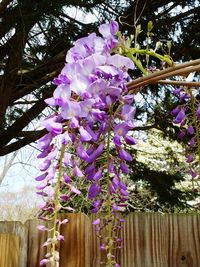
127,59,200,93
132,124,156,131
0,129,47,156
11,100,38,105
56,11,88,27
156,2,177,18
159,6,200,24
0,87,54,149
157,80,200,87
16,129,47,137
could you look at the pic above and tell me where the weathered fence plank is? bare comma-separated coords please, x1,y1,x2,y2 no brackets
26,219,53,267
121,213,200,267
0,221,28,267
0,233,20,267
60,213,91,267
167,214,200,267
0,213,200,267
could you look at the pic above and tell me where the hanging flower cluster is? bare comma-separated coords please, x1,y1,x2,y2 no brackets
171,87,200,180
36,21,137,267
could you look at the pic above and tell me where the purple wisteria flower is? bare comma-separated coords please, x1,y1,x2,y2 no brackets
42,116,63,135
174,108,185,124
36,20,138,267
197,106,200,121
171,87,200,181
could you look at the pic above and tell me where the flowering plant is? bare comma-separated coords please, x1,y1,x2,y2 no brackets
35,20,199,267
171,87,200,181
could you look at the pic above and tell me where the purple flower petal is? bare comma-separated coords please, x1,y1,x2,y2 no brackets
79,126,92,142
174,109,185,124
119,149,132,161
39,159,51,171
85,125,98,141
53,74,71,85
114,122,132,136
99,21,119,38
36,180,48,190
79,99,95,117
86,143,104,163
64,153,71,167
120,189,128,196
119,181,127,191
112,175,120,189
113,135,121,146
93,169,102,181
42,116,62,135
61,101,81,120
53,84,71,106
37,134,52,150
112,203,119,211
73,165,84,177
197,106,200,121
85,163,95,175
58,234,65,241
35,173,47,181
61,218,69,224
47,187,55,197
178,130,186,139
189,170,198,178
70,117,79,128
121,104,136,121
170,106,180,116
188,125,195,135
60,194,70,201
40,259,50,266
188,137,195,147
37,225,48,231
68,184,81,195
61,132,71,144
109,160,114,173
44,97,57,107
92,218,101,225
187,154,194,163
107,54,135,70
120,162,129,174
69,73,89,96
124,135,137,145
92,199,101,213
77,143,89,161
110,20,119,35
88,182,101,199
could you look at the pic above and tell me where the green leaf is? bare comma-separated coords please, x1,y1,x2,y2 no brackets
135,24,142,38
167,41,172,55
147,21,153,32
154,41,162,51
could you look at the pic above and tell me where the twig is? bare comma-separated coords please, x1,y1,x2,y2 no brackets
127,59,200,93
157,80,200,87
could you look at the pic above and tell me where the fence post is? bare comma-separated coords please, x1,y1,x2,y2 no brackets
0,233,20,267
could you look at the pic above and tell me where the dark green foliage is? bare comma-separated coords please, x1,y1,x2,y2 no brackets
129,160,197,212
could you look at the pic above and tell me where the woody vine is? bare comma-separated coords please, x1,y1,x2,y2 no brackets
35,21,200,267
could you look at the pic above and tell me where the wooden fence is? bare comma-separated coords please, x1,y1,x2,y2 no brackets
0,213,200,267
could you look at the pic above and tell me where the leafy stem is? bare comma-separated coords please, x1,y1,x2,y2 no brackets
125,51,148,75
106,103,114,266
52,144,65,266
129,48,173,66
188,89,200,176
